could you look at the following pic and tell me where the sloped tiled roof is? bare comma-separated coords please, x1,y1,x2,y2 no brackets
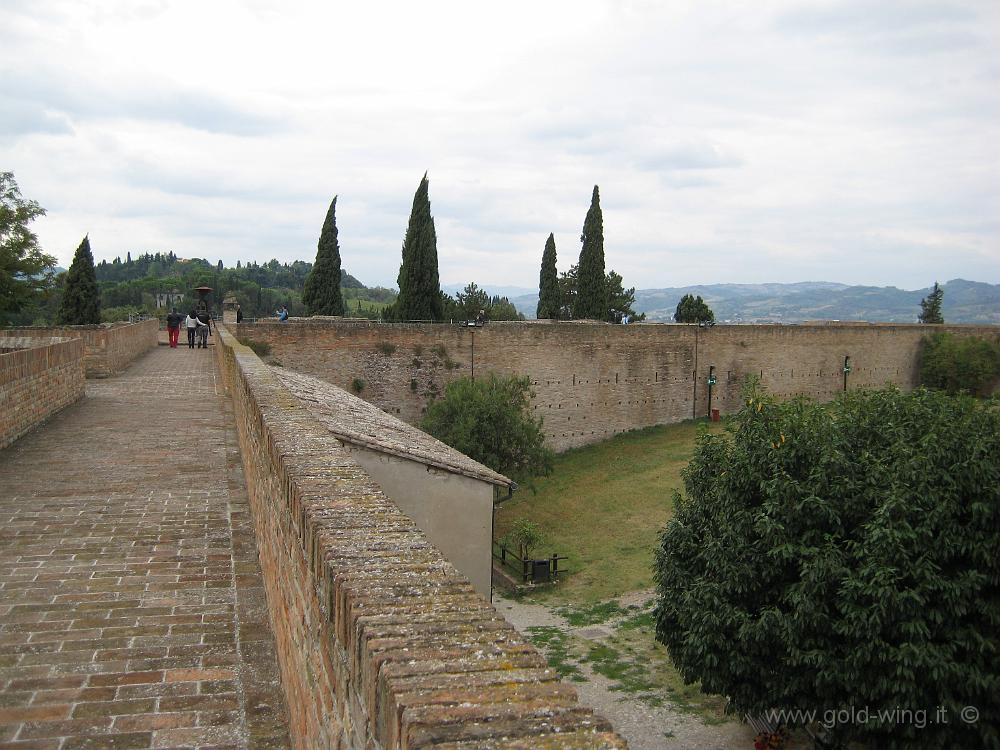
274,368,515,489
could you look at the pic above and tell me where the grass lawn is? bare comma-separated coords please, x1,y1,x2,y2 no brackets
494,418,725,603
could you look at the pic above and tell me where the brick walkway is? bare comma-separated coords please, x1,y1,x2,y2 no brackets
0,346,289,749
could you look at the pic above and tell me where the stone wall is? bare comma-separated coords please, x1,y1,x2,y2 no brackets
213,324,626,749
0,319,158,378
0,336,85,450
233,319,1000,451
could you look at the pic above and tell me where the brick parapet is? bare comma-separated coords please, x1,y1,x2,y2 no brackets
0,336,84,449
213,324,627,749
234,320,1000,451
0,318,158,378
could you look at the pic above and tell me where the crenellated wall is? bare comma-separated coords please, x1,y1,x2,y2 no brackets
0,336,85,449
0,319,158,378
213,324,627,749
233,319,1000,451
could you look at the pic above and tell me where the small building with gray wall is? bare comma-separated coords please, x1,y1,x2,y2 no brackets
274,368,514,599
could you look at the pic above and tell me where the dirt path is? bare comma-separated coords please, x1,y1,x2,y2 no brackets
495,592,756,750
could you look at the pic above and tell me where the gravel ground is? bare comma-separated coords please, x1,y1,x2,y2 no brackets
494,592,756,750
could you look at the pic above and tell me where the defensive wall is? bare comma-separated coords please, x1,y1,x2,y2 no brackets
213,323,627,749
0,336,85,449
233,319,1000,451
0,318,158,378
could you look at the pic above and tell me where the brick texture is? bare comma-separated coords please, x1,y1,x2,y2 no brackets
1,320,158,379
0,337,85,450
0,345,289,749
214,325,628,749
234,319,1000,450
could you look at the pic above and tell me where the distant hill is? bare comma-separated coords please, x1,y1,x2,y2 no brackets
509,279,1000,324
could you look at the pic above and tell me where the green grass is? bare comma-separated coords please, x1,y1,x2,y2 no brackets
495,419,724,602
524,626,586,682
523,602,731,720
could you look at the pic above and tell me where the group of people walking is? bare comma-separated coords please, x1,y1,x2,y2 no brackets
165,308,212,349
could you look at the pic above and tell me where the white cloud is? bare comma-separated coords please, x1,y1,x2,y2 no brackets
1,0,998,290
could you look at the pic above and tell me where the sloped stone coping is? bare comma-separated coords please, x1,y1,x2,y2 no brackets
213,324,627,749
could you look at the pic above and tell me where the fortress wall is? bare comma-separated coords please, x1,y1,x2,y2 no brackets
0,319,158,378
235,320,1000,451
0,336,85,450
213,324,626,749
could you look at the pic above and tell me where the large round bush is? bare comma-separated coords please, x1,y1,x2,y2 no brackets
654,387,999,749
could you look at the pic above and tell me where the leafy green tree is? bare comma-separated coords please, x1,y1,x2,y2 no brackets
674,294,715,324
558,264,578,319
303,195,346,316
489,295,524,321
654,385,1000,750
556,263,642,322
920,331,1000,396
607,270,645,323
395,173,443,321
421,373,554,486
502,519,546,560
456,282,490,320
575,186,607,320
536,233,560,319
918,281,944,324
57,236,100,324
0,172,56,324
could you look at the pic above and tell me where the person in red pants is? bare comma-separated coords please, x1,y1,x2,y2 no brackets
165,307,182,348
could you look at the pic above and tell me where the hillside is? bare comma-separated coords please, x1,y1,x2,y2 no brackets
510,279,1000,324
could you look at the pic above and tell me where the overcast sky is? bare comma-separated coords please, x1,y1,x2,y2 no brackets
3,0,998,291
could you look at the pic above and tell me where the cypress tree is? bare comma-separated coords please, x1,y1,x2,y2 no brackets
57,235,100,324
536,233,560,319
395,173,443,321
918,281,944,324
302,195,346,316
576,185,607,320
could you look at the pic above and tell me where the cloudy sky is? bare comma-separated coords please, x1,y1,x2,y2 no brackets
3,0,998,291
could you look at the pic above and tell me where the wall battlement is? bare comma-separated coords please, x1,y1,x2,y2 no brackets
234,319,1000,451
0,336,85,449
214,325,627,749
1,319,158,378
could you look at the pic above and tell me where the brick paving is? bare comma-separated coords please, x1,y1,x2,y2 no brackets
0,346,289,749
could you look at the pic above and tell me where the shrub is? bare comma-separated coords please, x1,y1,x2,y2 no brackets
350,377,365,394
653,385,1000,749
501,519,546,560
421,373,553,487
376,341,397,355
920,331,1000,396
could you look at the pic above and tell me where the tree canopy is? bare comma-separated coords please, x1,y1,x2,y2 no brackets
394,173,443,321
447,282,523,322
557,263,643,323
920,331,1000,396
421,373,553,487
536,233,561,319
918,281,944,324
674,294,715,324
575,186,607,320
56,236,101,325
0,172,56,325
654,385,1000,749
302,195,346,316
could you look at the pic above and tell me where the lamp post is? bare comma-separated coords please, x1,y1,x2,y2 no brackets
707,365,717,419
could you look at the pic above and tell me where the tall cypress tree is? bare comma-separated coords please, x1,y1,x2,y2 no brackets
57,235,100,324
395,173,443,321
576,185,607,321
536,233,560,319
918,281,944,324
302,195,346,316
